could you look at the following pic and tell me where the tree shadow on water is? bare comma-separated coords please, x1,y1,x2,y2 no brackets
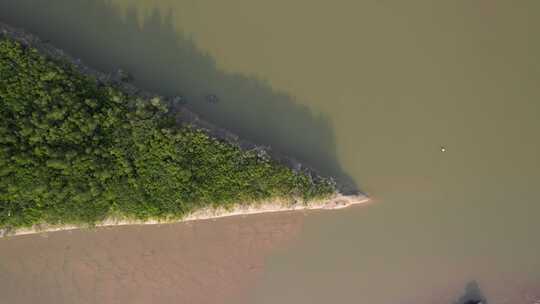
0,0,360,193
453,281,489,304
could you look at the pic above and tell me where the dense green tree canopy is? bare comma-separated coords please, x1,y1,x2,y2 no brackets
0,38,334,229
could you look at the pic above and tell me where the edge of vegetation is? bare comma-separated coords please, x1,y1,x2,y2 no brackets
0,30,338,232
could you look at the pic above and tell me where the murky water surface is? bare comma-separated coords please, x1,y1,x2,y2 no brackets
1,0,540,303
0,213,305,304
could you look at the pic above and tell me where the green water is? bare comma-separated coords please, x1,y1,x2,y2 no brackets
1,0,539,302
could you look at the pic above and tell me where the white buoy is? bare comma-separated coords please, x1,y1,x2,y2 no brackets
440,146,446,152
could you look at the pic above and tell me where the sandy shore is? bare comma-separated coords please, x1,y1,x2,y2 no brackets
0,193,369,238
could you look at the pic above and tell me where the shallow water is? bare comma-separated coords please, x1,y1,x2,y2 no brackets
1,0,540,303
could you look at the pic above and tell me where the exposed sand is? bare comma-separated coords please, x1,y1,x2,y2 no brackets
0,193,369,238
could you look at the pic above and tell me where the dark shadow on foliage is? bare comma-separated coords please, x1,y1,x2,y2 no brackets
453,281,488,304
0,0,360,193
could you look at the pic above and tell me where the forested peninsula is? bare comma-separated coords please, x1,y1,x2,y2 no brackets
0,24,367,237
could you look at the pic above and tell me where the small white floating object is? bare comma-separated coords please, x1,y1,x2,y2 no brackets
440,146,447,152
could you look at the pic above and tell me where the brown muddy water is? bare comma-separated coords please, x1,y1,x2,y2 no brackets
0,213,305,304
1,0,540,303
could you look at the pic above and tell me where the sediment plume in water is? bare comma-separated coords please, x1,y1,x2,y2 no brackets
0,212,306,304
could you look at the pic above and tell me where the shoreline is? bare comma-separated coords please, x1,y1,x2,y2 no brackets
0,194,369,238
0,22,370,238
